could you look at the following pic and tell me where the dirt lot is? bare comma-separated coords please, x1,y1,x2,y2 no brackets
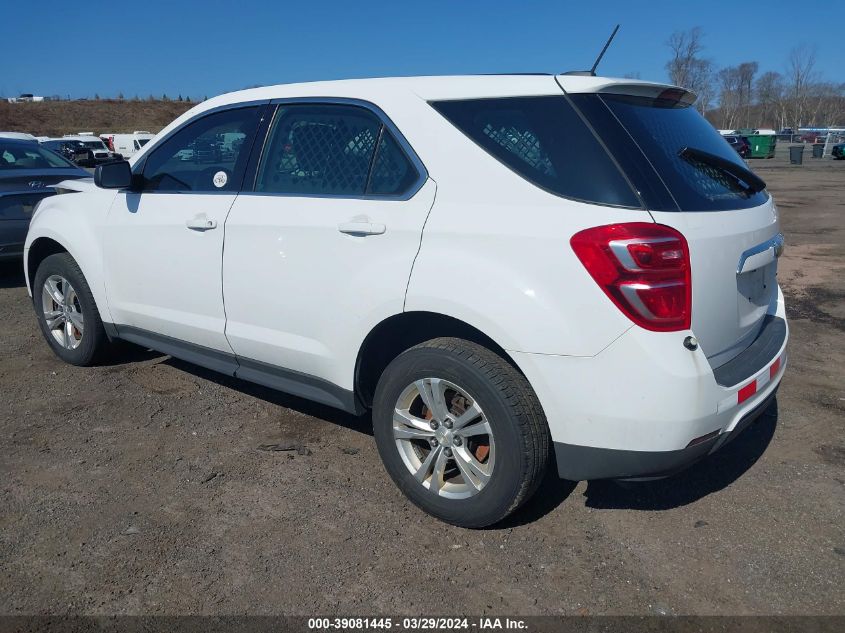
1,151,843,616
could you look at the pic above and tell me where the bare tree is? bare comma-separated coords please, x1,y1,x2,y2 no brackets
665,27,715,113
806,82,845,127
666,27,704,87
737,62,758,127
716,66,742,129
786,44,818,129
755,71,786,129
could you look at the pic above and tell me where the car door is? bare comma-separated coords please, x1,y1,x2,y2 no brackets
222,101,435,399
103,104,264,355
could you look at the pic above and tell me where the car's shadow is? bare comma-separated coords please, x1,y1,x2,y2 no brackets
129,344,778,521
582,400,779,511
496,400,778,526
0,261,26,289
165,356,373,437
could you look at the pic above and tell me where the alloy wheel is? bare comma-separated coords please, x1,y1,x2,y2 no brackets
41,274,84,350
393,377,495,499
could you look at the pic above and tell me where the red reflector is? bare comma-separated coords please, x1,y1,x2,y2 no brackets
570,223,692,332
738,381,757,404
770,357,781,379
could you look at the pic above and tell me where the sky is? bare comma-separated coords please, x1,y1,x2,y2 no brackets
1,0,843,100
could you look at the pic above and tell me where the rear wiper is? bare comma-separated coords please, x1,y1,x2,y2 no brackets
678,146,767,194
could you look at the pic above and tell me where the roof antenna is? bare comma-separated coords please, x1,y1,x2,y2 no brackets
589,24,620,76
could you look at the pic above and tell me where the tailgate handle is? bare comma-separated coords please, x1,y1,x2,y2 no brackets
737,233,784,274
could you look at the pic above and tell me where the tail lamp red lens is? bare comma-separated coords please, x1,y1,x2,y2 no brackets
570,223,692,332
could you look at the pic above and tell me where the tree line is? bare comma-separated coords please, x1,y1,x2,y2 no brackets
665,27,844,130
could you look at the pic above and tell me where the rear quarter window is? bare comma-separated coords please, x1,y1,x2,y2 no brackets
431,96,642,208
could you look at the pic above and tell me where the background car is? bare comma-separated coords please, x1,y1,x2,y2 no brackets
0,139,88,259
40,139,90,164
0,131,38,142
798,132,825,144
724,134,751,158
44,135,118,167
103,132,154,159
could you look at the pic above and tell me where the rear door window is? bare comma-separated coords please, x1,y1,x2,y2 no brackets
254,103,420,197
367,130,418,195
431,96,641,208
572,93,769,212
256,104,380,196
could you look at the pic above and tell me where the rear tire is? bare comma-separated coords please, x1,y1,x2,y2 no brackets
33,253,111,366
372,337,549,528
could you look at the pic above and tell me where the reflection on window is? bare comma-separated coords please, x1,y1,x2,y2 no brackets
142,107,260,192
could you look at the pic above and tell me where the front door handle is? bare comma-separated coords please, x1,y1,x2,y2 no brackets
186,214,217,231
337,221,386,236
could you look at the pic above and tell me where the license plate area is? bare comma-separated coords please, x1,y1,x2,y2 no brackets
736,262,776,328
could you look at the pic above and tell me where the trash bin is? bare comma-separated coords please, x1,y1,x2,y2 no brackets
812,143,824,158
736,128,777,158
789,145,804,165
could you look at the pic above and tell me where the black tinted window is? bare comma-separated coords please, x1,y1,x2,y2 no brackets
366,131,417,195
256,105,382,196
142,106,260,192
431,96,641,208
579,93,768,211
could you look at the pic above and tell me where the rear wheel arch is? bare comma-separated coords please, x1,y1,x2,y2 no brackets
354,311,525,409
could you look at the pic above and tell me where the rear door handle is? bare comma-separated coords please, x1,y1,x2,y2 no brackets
337,221,386,236
186,214,217,231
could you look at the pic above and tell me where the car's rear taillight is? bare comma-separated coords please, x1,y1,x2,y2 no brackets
570,223,691,332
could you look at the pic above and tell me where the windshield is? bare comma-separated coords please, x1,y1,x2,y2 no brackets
0,143,77,169
571,93,769,212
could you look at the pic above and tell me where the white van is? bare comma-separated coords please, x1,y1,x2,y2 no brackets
104,132,155,158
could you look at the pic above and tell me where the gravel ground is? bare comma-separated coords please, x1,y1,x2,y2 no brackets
1,152,843,616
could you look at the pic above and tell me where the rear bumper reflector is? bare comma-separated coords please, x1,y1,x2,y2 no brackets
717,352,786,413
738,380,757,404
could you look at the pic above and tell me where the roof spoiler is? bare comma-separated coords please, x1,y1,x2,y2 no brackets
594,83,697,106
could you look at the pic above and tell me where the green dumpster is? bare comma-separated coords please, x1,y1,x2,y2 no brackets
735,128,777,159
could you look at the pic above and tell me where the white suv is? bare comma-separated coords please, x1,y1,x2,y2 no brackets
24,75,788,527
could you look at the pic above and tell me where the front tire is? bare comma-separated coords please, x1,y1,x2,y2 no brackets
373,338,549,528
33,252,111,366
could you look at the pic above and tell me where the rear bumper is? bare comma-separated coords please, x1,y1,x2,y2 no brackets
552,386,777,480
510,287,788,481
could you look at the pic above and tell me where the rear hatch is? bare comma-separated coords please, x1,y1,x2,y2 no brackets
563,80,780,369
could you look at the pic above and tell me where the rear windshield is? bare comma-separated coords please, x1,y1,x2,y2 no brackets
571,93,769,212
431,96,641,208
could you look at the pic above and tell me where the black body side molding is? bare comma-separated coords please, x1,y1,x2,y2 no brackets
109,324,365,415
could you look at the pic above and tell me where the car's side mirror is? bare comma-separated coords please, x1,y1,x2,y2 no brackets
94,160,133,189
